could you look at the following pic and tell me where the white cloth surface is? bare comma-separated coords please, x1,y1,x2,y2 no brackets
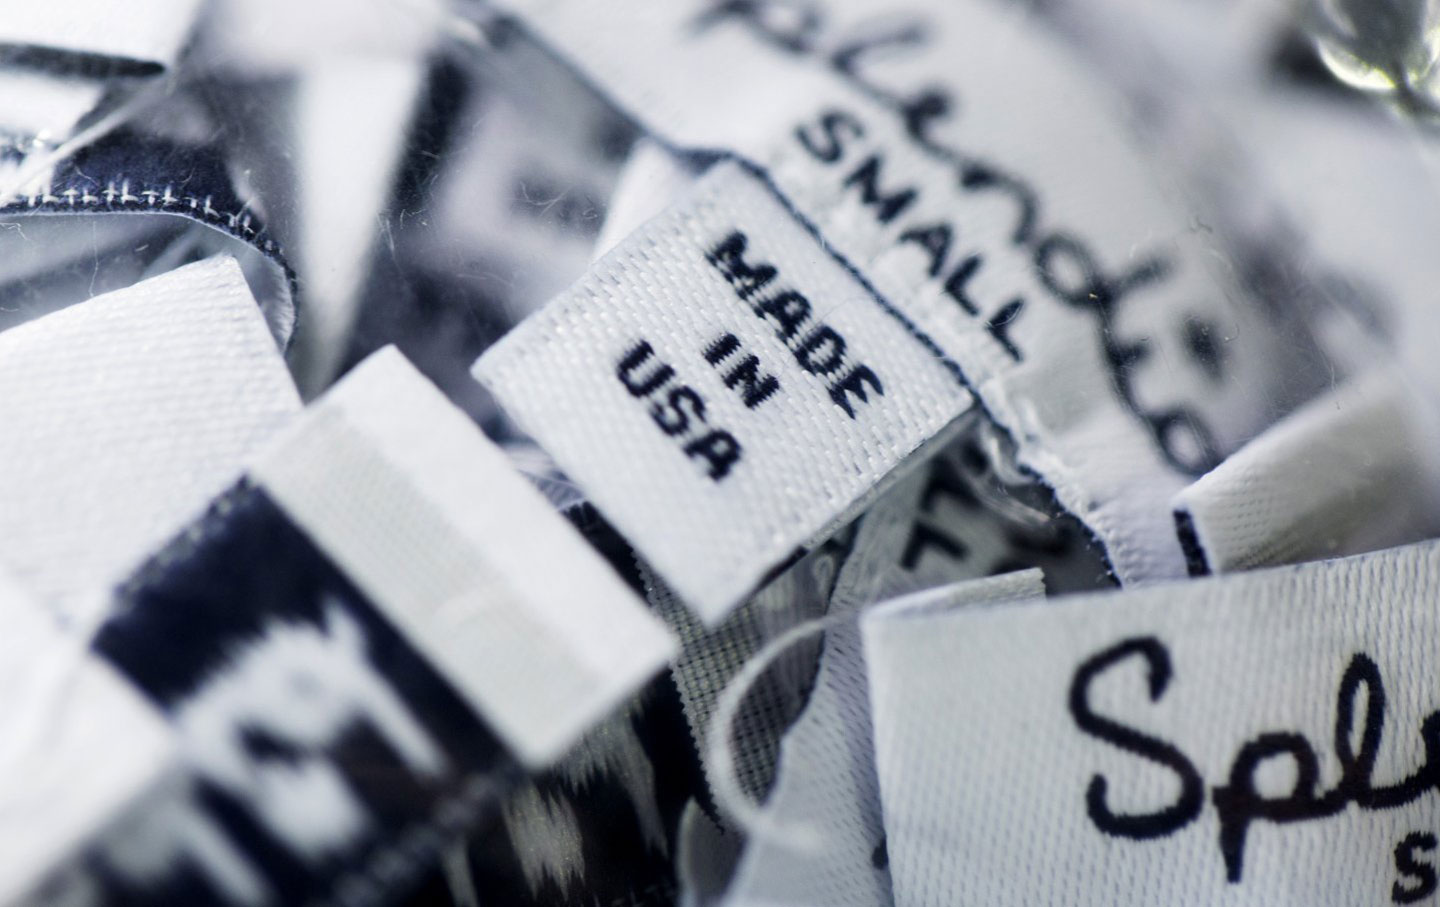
866,539,1440,905
1174,368,1440,573
254,347,677,767
0,255,300,622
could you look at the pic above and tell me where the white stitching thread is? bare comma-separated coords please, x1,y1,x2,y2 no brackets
6,175,289,263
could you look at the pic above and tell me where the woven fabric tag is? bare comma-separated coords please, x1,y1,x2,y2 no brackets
476,161,971,622
479,0,1334,589
1173,368,1440,575
0,255,300,621
0,570,174,905
48,348,674,905
864,540,1440,905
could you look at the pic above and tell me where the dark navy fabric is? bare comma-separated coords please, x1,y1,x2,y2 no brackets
71,482,518,906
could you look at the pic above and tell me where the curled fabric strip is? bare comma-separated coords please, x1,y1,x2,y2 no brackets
704,614,848,855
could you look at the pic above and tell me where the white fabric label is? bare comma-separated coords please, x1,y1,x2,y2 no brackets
289,59,425,392
1173,368,1440,574
486,0,1319,586
0,70,105,143
0,570,174,906
718,471,1045,906
592,138,698,263
253,346,677,767
0,0,203,68
864,539,1440,906
476,161,972,622
0,255,300,622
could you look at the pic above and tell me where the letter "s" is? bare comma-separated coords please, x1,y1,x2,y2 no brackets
1069,636,1205,839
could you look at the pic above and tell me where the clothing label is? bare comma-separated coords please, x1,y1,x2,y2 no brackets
476,161,971,622
0,0,202,71
864,539,1440,905
483,0,1329,584
1,132,297,345
0,0,204,184
0,571,175,906
856,411,1115,598
73,482,521,907
663,407,1110,903
253,346,677,767
287,59,425,392
719,466,1049,906
1173,369,1440,575
422,54,624,321
0,255,300,622
50,347,674,905
642,534,849,820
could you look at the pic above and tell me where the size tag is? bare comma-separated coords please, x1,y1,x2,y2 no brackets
0,570,174,906
864,540,1440,906
476,161,971,621
481,0,1332,585
0,255,300,621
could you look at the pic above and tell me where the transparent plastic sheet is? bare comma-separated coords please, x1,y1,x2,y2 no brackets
3,1,1440,905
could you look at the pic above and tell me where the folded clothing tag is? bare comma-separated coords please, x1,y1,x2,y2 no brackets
419,50,628,322
864,539,1440,905
284,59,427,393
48,347,674,905
0,0,202,73
481,0,1337,587
1173,368,1440,575
476,160,971,622
866,412,1115,597
0,255,300,621
253,346,677,767
717,478,1048,906
0,570,175,906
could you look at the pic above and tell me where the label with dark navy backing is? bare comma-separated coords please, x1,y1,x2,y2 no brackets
477,161,971,623
53,483,519,907
36,348,674,905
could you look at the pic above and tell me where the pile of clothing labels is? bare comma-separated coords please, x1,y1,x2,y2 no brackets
3,0,1440,904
